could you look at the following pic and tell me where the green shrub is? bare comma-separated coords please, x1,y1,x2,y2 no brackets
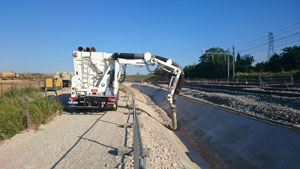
0,87,63,140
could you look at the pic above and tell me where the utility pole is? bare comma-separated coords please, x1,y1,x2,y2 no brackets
268,32,274,60
232,46,235,79
227,50,230,81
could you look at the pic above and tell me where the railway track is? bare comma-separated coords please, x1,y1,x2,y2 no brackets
154,83,300,128
185,82,300,97
182,94,300,129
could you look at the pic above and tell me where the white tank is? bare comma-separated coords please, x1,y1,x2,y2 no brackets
70,51,117,97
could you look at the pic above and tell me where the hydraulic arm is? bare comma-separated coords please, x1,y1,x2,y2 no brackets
112,52,184,130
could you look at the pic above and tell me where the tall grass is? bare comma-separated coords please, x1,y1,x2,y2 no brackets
126,74,159,82
0,87,63,140
236,70,300,79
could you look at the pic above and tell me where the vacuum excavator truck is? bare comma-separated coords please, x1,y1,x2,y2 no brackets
68,47,184,130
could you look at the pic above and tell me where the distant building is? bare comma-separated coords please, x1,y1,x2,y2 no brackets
54,72,74,87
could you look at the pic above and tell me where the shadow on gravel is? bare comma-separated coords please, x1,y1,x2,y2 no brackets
98,119,123,127
81,137,117,150
50,112,106,169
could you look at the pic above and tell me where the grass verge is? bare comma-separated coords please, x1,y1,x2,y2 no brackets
125,74,170,83
0,87,63,141
236,70,300,79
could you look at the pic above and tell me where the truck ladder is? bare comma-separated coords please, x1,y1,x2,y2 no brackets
82,57,90,89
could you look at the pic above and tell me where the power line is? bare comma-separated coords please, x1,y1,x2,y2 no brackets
235,21,300,48
244,38,300,55
238,31,300,53
274,31,300,42
273,21,300,34
235,36,266,48
237,29,300,51
274,39,300,49
236,38,268,50
274,25,300,37
238,41,268,52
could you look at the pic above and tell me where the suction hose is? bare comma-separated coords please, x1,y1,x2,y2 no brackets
154,55,185,130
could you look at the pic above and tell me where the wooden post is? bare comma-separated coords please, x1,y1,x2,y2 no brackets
45,88,50,112
55,87,59,102
24,96,30,128
1,83,3,95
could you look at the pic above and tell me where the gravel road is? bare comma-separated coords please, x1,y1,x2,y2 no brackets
0,90,193,169
0,111,128,169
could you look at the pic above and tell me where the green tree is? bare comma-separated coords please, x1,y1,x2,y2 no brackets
254,45,300,72
183,64,197,79
197,47,233,79
254,62,266,72
235,53,254,73
281,46,300,71
265,53,283,72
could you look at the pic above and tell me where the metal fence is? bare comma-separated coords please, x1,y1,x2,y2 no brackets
119,92,148,169
132,94,147,169
189,74,297,88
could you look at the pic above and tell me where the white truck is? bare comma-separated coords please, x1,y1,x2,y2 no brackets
68,47,184,129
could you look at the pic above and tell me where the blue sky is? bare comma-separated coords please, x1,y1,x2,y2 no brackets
0,0,299,74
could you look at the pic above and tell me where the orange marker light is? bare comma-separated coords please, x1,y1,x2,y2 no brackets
73,52,78,57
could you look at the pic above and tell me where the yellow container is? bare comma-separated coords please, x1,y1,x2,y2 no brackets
0,72,16,78
55,78,63,88
45,78,54,88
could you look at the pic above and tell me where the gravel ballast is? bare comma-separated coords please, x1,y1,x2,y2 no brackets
180,86,300,127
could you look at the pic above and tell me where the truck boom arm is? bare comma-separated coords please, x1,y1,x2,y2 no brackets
113,52,184,130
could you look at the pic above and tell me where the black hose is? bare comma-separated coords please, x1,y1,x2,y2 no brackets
112,53,144,60
112,52,185,94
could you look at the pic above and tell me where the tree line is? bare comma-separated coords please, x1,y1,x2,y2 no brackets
183,45,300,79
